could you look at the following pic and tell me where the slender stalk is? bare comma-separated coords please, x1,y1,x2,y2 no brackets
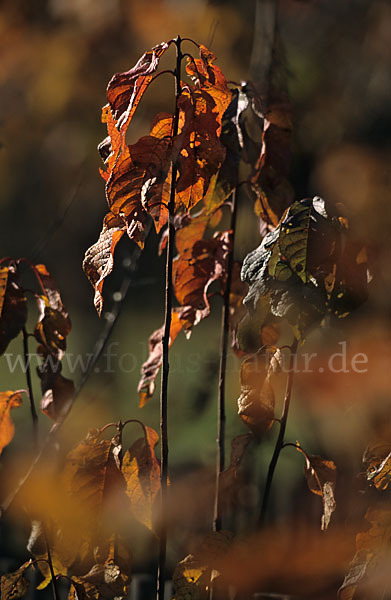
43,526,60,600
259,338,298,527
157,35,182,600
22,328,38,448
213,190,239,533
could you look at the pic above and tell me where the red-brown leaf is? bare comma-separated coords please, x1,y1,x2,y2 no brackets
237,354,275,438
83,212,126,316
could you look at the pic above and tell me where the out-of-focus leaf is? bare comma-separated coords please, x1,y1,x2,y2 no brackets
138,309,185,405
220,434,253,510
0,264,27,355
172,531,234,600
237,354,275,438
82,212,126,316
122,426,160,530
296,444,336,530
106,42,170,134
363,442,391,491
0,390,24,455
241,197,369,339
339,504,391,599
1,562,31,599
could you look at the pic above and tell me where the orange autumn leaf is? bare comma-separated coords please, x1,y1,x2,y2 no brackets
121,426,161,531
0,390,25,455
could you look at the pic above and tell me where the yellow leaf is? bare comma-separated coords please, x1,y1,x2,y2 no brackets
0,390,24,455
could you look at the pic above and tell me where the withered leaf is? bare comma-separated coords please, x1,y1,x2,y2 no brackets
39,366,75,422
106,41,170,133
83,212,126,316
122,425,161,530
172,531,234,600
1,562,31,600
339,503,391,599
220,434,253,510
138,309,185,405
173,231,231,313
363,442,391,491
69,561,130,600
0,264,27,355
237,354,275,438
296,444,337,531
0,390,24,455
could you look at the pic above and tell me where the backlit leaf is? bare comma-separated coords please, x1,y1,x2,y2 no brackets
296,444,337,530
0,390,24,455
237,354,275,439
122,426,161,530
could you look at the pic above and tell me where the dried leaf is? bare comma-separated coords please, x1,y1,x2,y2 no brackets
122,426,160,530
296,444,337,530
0,265,27,355
106,41,170,134
39,368,75,421
172,531,234,600
0,390,24,455
220,434,253,509
69,561,130,600
138,309,185,405
339,504,391,599
83,212,126,316
363,442,391,491
1,562,31,600
237,354,275,438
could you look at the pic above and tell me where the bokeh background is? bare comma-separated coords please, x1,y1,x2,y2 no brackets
0,0,390,598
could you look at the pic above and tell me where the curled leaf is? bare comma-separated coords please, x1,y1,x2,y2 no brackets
237,354,275,438
1,562,31,600
296,444,337,530
363,442,391,491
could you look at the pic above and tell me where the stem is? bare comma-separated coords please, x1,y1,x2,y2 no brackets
43,526,60,600
22,328,38,448
156,34,182,600
213,190,238,533
258,338,298,527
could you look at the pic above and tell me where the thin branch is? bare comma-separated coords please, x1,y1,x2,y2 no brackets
22,328,38,449
42,526,60,600
258,338,298,527
157,34,183,600
213,190,238,533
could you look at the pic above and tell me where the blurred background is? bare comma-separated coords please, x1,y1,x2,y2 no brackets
0,0,390,598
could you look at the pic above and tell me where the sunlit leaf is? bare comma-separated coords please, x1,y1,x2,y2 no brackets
296,443,336,530
69,561,130,600
363,442,391,491
0,264,27,355
106,41,170,135
0,390,24,455
1,562,31,600
122,426,160,530
83,212,126,316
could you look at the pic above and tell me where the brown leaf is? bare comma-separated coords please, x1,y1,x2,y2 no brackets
1,562,31,600
83,212,126,316
220,434,253,510
363,441,391,491
296,444,337,530
70,561,130,600
138,309,185,405
173,231,231,312
106,41,170,134
339,503,391,599
0,390,24,455
39,366,75,421
122,425,161,530
0,264,27,355
237,354,275,438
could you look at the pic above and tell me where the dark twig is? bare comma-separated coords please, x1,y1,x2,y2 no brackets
213,190,238,533
157,34,183,600
259,338,298,527
22,328,38,449
42,525,60,600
